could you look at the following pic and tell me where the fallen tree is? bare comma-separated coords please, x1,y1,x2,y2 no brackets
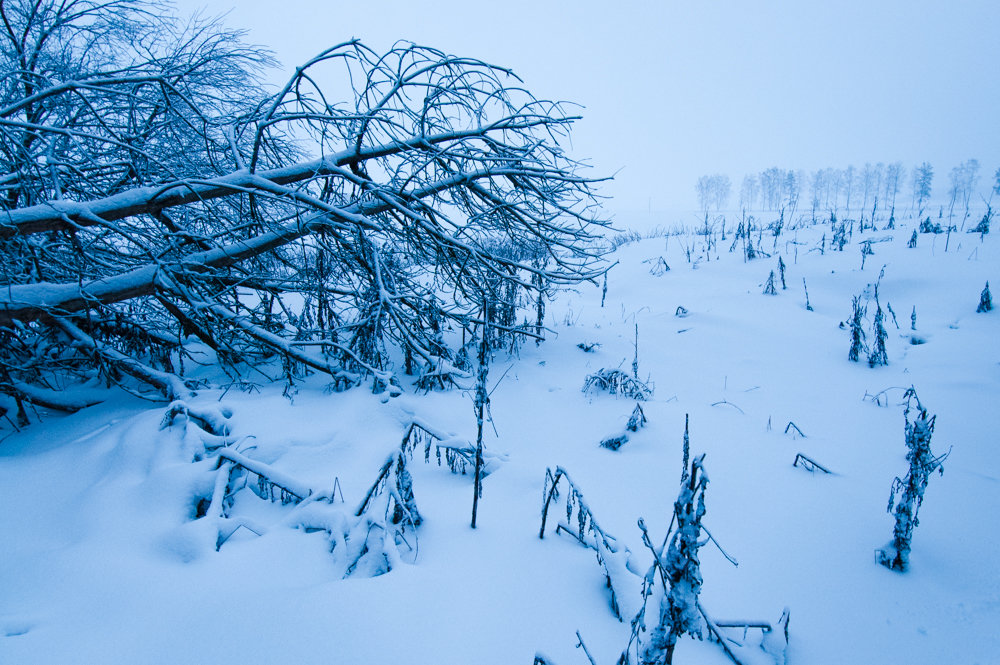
0,1,608,417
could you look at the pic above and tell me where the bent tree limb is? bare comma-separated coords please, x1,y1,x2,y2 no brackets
52,317,192,401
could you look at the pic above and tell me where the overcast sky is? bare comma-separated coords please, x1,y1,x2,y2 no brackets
180,1,1000,212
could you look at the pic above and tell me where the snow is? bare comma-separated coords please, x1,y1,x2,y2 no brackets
2,211,999,664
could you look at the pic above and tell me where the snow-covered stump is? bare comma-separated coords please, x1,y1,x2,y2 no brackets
876,388,950,572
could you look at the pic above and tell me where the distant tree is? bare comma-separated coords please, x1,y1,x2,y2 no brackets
713,174,731,210
826,168,842,213
760,167,783,210
884,162,905,211
739,174,759,212
843,165,857,213
786,169,803,211
948,159,981,225
861,163,876,222
947,165,962,224
809,170,825,220
912,162,934,217
696,174,731,214
696,175,713,214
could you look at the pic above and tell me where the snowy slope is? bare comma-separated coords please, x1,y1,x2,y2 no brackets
2,213,998,665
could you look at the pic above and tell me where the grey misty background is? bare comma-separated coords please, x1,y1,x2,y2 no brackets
183,0,1000,214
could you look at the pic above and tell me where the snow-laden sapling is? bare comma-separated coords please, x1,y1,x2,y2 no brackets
867,304,889,367
877,388,950,572
641,454,709,665
977,281,993,313
471,323,490,528
847,296,867,362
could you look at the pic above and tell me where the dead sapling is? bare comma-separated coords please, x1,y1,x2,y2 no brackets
876,388,950,572
886,302,900,330
803,278,813,311
777,256,787,289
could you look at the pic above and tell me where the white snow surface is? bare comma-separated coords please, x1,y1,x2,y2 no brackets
2,216,999,664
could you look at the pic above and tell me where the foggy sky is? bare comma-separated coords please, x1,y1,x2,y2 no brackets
182,1,999,212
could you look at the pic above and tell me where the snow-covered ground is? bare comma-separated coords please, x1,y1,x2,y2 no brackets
2,212,998,664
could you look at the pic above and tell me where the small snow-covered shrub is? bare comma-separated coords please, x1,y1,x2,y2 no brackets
582,368,653,401
919,217,942,234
